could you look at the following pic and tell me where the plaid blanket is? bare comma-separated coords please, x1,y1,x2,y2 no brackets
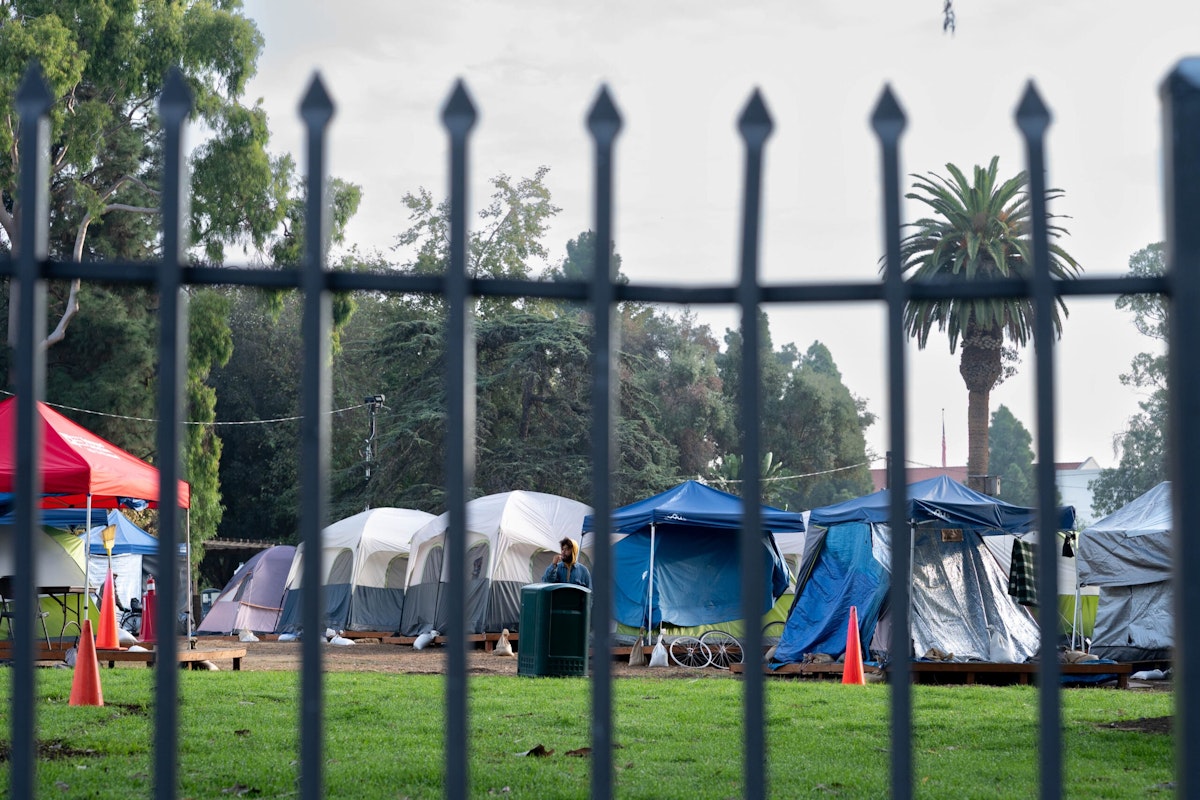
1008,538,1038,607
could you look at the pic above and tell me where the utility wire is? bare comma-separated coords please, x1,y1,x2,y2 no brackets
0,389,370,427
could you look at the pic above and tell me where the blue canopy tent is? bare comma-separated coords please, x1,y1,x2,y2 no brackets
582,480,800,631
78,510,166,614
772,476,1075,667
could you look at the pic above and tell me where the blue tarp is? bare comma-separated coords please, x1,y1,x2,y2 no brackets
585,481,801,629
772,476,1074,666
0,505,108,529
809,475,1076,532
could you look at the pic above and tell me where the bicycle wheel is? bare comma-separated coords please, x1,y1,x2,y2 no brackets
668,636,711,668
699,630,743,670
761,620,786,642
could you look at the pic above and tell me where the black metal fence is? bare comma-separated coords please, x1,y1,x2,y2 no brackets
3,58,1199,799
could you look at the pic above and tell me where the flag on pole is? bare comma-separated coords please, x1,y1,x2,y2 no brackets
941,409,947,468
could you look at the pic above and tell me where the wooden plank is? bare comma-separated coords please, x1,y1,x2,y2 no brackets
732,661,885,679
94,647,247,671
737,660,1130,688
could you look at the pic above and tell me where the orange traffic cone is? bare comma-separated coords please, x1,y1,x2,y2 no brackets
95,568,121,651
842,605,865,685
69,619,104,706
140,576,156,645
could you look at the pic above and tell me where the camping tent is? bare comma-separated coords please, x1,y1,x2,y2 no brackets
1077,481,1172,661
0,525,86,588
277,507,436,634
399,492,593,636
581,481,798,633
198,545,296,635
81,510,161,610
772,476,1076,666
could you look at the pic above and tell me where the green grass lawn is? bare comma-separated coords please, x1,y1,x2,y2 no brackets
0,669,1174,799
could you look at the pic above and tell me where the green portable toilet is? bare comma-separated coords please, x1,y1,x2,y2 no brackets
517,583,591,677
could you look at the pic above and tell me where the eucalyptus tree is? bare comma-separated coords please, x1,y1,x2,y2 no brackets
0,1,365,554
896,157,1081,492
0,0,289,342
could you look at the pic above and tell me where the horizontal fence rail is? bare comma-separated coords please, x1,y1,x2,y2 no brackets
2,57,1198,800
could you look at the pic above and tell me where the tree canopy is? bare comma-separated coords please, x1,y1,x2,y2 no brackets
988,404,1034,506
1090,242,1167,515
895,156,1080,493
0,1,362,570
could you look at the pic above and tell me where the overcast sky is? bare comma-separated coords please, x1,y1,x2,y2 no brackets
236,0,1199,472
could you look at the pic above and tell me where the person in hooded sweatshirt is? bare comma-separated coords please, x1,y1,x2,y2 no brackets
541,537,592,589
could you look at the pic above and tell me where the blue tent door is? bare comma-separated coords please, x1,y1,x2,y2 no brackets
773,522,888,664
613,525,788,629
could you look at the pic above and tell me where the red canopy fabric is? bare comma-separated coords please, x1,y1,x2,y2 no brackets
0,398,190,508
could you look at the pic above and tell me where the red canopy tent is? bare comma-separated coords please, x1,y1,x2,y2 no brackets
0,398,190,508
0,398,193,622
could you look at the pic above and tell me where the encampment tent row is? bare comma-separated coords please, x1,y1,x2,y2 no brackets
772,476,1076,667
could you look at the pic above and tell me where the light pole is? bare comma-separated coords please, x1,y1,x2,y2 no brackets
363,394,385,510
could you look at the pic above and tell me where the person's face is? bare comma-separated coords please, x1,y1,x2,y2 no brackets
560,542,572,560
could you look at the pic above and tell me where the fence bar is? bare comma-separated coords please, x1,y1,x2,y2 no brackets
298,74,335,800
442,80,478,800
1017,81,1064,800
153,68,194,800
1162,57,1200,800
587,86,622,800
736,90,772,800
872,85,912,800
9,62,52,800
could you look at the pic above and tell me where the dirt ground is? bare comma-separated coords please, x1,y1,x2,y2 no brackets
222,638,733,679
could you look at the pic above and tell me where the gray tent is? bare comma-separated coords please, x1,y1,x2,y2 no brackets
1077,481,1172,661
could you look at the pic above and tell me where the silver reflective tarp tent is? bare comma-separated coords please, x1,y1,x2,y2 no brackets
774,476,1075,665
1077,481,1173,661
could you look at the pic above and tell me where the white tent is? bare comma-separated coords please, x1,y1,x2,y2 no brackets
1077,481,1172,661
277,507,435,634
399,491,592,636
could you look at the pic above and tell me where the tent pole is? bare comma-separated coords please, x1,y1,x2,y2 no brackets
1072,552,1082,651
86,495,93,612
648,523,655,631
186,508,193,638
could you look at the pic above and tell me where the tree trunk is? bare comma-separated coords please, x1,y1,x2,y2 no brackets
959,324,1004,494
966,387,991,492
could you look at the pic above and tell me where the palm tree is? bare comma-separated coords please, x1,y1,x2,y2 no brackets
896,157,1081,493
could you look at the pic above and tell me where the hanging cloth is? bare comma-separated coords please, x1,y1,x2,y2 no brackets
1008,538,1038,607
